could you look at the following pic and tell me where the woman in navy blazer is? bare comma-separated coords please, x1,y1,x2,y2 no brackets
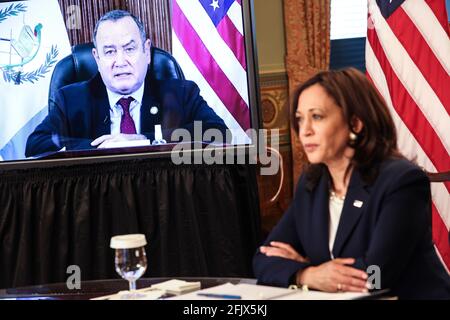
253,68,450,299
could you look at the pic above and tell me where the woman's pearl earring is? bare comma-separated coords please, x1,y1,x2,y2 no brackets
349,132,357,141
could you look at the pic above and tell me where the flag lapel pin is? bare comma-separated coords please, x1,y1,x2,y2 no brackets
353,200,363,208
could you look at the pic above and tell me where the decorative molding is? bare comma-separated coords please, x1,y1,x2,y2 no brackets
261,98,277,125
259,71,288,88
259,65,286,74
259,70,289,133
260,88,289,131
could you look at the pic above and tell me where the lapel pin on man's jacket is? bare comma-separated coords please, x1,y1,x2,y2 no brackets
150,106,159,115
353,200,363,208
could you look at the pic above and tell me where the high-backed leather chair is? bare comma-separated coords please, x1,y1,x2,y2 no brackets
48,42,185,108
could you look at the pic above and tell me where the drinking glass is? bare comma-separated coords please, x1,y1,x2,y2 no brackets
110,234,148,299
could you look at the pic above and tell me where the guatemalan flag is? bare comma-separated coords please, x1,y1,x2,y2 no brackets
365,0,450,271
172,0,252,144
0,0,71,161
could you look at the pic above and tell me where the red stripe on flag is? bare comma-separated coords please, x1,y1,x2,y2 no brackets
386,7,450,114
432,202,450,270
217,15,247,70
369,70,449,187
172,1,250,131
424,0,450,36
367,30,450,189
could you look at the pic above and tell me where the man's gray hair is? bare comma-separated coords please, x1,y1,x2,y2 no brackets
93,10,147,48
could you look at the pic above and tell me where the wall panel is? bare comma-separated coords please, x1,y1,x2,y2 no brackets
126,0,171,51
58,0,123,45
58,0,171,50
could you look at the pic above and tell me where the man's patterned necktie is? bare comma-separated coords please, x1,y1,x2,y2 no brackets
117,97,137,134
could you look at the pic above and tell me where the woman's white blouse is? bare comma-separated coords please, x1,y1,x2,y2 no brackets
328,192,345,259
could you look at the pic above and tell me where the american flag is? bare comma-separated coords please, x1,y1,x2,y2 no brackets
365,0,450,271
172,0,251,144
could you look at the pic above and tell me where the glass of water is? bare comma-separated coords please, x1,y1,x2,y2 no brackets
110,234,148,299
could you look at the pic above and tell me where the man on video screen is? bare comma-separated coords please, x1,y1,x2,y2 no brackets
25,10,227,157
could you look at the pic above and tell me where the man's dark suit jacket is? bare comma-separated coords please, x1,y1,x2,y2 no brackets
25,73,228,157
253,158,450,299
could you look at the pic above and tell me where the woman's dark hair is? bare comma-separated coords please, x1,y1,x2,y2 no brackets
292,67,403,186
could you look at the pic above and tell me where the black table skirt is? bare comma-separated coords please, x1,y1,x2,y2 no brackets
0,158,261,288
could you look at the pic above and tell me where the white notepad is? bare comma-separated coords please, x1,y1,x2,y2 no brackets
99,139,150,149
170,282,370,300
151,279,201,295
90,279,201,300
170,283,295,300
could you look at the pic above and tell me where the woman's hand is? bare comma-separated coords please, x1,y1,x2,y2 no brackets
297,258,368,293
260,241,310,263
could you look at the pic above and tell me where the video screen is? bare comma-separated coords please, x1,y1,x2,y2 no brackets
0,0,259,167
